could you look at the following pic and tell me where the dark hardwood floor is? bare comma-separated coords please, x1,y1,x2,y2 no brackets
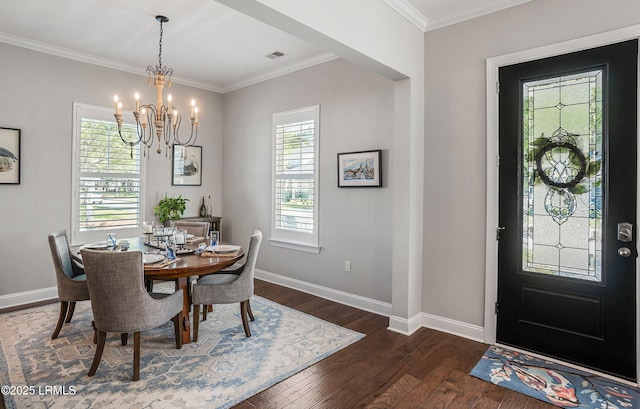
0,279,554,409
243,279,554,409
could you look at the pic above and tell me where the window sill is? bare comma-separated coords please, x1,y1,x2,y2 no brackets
268,238,321,254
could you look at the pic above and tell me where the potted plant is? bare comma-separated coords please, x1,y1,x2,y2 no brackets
155,194,189,226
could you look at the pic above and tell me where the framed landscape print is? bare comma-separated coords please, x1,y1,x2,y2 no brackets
172,145,202,186
0,127,20,184
337,149,382,187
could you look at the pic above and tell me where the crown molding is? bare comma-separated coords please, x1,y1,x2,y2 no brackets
0,31,341,94
221,52,340,93
384,0,428,32
0,31,225,93
425,0,532,31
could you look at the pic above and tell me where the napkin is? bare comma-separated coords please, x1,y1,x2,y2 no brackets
200,250,240,258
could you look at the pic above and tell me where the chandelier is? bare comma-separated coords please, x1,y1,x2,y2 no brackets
113,15,199,159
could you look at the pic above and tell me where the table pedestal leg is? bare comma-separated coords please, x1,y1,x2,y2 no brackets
175,277,191,344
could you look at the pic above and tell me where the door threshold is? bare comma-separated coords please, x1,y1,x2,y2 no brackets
494,343,638,388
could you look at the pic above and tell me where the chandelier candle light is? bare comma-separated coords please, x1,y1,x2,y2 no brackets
113,15,199,159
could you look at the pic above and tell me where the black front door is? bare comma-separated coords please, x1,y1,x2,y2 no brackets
497,39,638,380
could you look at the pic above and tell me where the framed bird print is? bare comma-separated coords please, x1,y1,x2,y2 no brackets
0,127,20,184
172,145,202,186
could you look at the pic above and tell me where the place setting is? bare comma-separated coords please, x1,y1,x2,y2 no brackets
78,233,130,253
200,244,242,258
143,252,182,269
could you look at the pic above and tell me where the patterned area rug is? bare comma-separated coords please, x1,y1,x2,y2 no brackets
0,295,364,408
470,345,640,408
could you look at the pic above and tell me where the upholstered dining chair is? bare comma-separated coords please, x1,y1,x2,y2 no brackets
191,230,262,341
80,249,183,381
48,230,91,339
172,221,210,242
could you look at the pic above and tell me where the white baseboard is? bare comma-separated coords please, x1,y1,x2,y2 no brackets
421,312,485,343
255,269,486,343
0,287,58,309
3,273,486,345
255,269,393,317
387,313,423,335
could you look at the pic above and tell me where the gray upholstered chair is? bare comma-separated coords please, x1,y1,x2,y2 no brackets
192,230,262,341
80,249,183,381
48,230,91,339
172,221,210,242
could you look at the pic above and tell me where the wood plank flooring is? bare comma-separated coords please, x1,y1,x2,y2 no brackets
0,279,554,409
240,279,554,408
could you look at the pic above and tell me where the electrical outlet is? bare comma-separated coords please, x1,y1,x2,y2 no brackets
344,260,351,272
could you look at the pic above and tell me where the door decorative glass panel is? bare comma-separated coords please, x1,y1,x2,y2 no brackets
522,70,602,281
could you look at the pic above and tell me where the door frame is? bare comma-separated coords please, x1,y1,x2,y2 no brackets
484,25,640,382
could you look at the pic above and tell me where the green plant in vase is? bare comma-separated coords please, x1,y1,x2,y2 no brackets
155,194,189,226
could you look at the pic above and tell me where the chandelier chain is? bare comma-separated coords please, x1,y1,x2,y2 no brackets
158,20,163,69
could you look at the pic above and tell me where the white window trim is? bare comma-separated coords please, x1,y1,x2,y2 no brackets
70,102,146,245
270,105,320,253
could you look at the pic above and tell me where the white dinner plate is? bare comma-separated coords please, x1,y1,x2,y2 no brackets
205,245,240,254
83,242,110,250
143,254,165,264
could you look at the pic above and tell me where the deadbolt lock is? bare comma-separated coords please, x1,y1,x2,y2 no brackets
617,222,633,242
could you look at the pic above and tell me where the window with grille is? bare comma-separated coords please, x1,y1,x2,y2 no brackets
71,103,144,244
271,105,320,252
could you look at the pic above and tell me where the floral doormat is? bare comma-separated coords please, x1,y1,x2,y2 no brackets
0,294,364,408
470,345,640,408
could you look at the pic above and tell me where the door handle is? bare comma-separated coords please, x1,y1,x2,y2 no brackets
618,222,633,242
618,247,632,257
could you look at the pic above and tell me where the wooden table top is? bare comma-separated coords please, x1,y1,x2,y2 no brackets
74,237,244,280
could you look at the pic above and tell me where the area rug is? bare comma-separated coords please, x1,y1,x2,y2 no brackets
0,294,364,408
470,345,640,408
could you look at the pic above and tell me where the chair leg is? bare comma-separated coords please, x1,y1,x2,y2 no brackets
145,279,154,292
51,301,69,339
91,321,97,344
193,304,201,342
65,301,77,323
172,313,183,349
121,333,129,346
133,332,141,381
88,330,106,377
247,299,255,322
202,305,208,321
240,301,251,337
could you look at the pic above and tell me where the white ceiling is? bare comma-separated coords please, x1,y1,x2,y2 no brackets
0,0,530,93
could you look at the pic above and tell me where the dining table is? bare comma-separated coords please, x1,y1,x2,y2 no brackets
73,236,244,344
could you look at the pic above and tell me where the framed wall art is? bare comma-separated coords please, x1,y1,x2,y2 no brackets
172,145,202,186
337,149,382,187
0,127,20,185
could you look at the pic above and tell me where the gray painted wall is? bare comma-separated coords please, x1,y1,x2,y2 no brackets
423,0,640,327
222,58,395,303
4,0,640,335
0,42,223,297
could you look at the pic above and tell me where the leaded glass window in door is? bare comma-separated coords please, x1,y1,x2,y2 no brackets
522,70,602,282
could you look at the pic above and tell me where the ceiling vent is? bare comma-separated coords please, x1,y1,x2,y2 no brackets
266,51,286,59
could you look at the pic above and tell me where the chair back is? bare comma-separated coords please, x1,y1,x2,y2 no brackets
80,249,178,333
235,230,262,294
172,221,210,238
48,230,81,279
48,230,89,301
